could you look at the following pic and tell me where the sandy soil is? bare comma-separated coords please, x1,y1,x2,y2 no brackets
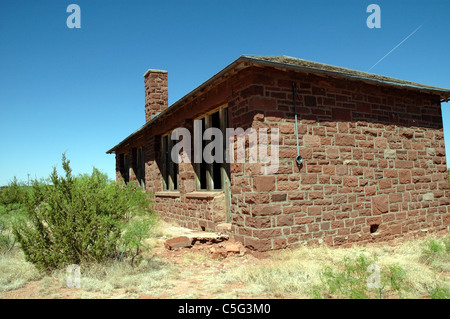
0,235,271,299
0,228,447,299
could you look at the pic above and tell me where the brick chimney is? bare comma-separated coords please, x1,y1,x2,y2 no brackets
143,69,168,123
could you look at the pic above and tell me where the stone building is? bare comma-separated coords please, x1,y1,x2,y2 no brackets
107,55,450,251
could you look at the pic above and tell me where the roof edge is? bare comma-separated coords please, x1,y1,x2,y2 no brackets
240,55,450,95
107,55,450,154
106,56,246,154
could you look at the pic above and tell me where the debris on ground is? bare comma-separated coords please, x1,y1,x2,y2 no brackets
163,226,246,258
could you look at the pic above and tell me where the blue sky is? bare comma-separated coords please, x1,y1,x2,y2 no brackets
0,0,449,186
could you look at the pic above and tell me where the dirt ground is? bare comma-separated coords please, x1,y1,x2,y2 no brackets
0,227,448,299
0,235,273,299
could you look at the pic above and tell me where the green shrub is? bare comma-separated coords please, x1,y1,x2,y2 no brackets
312,254,376,299
311,253,410,299
420,237,450,272
430,285,450,299
0,222,15,253
13,154,154,272
119,214,155,266
0,177,29,209
386,264,408,297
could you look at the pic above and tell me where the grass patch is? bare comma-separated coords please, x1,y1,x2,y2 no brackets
1,211,449,299
0,248,42,292
72,256,178,297
311,254,409,299
420,236,450,272
228,245,334,298
430,285,450,299
229,235,450,299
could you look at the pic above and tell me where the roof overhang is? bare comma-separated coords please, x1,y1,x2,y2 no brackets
107,55,450,154
243,55,450,98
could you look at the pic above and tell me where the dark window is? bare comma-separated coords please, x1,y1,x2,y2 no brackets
195,108,228,191
124,154,130,184
162,134,179,191
118,153,125,181
137,147,145,187
211,110,222,190
198,118,207,190
120,148,144,187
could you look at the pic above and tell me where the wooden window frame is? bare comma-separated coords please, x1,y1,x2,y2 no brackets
124,154,130,184
194,105,228,191
137,147,145,188
161,133,179,191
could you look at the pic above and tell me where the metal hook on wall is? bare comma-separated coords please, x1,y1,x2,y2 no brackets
293,83,303,167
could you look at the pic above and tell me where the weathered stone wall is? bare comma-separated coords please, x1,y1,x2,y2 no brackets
227,67,450,250
114,65,450,251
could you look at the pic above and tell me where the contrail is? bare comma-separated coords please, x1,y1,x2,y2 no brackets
368,24,423,72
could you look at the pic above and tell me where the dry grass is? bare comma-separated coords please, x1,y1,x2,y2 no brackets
72,257,178,297
0,219,448,299
225,245,353,298
0,249,42,292
226,235,450,299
